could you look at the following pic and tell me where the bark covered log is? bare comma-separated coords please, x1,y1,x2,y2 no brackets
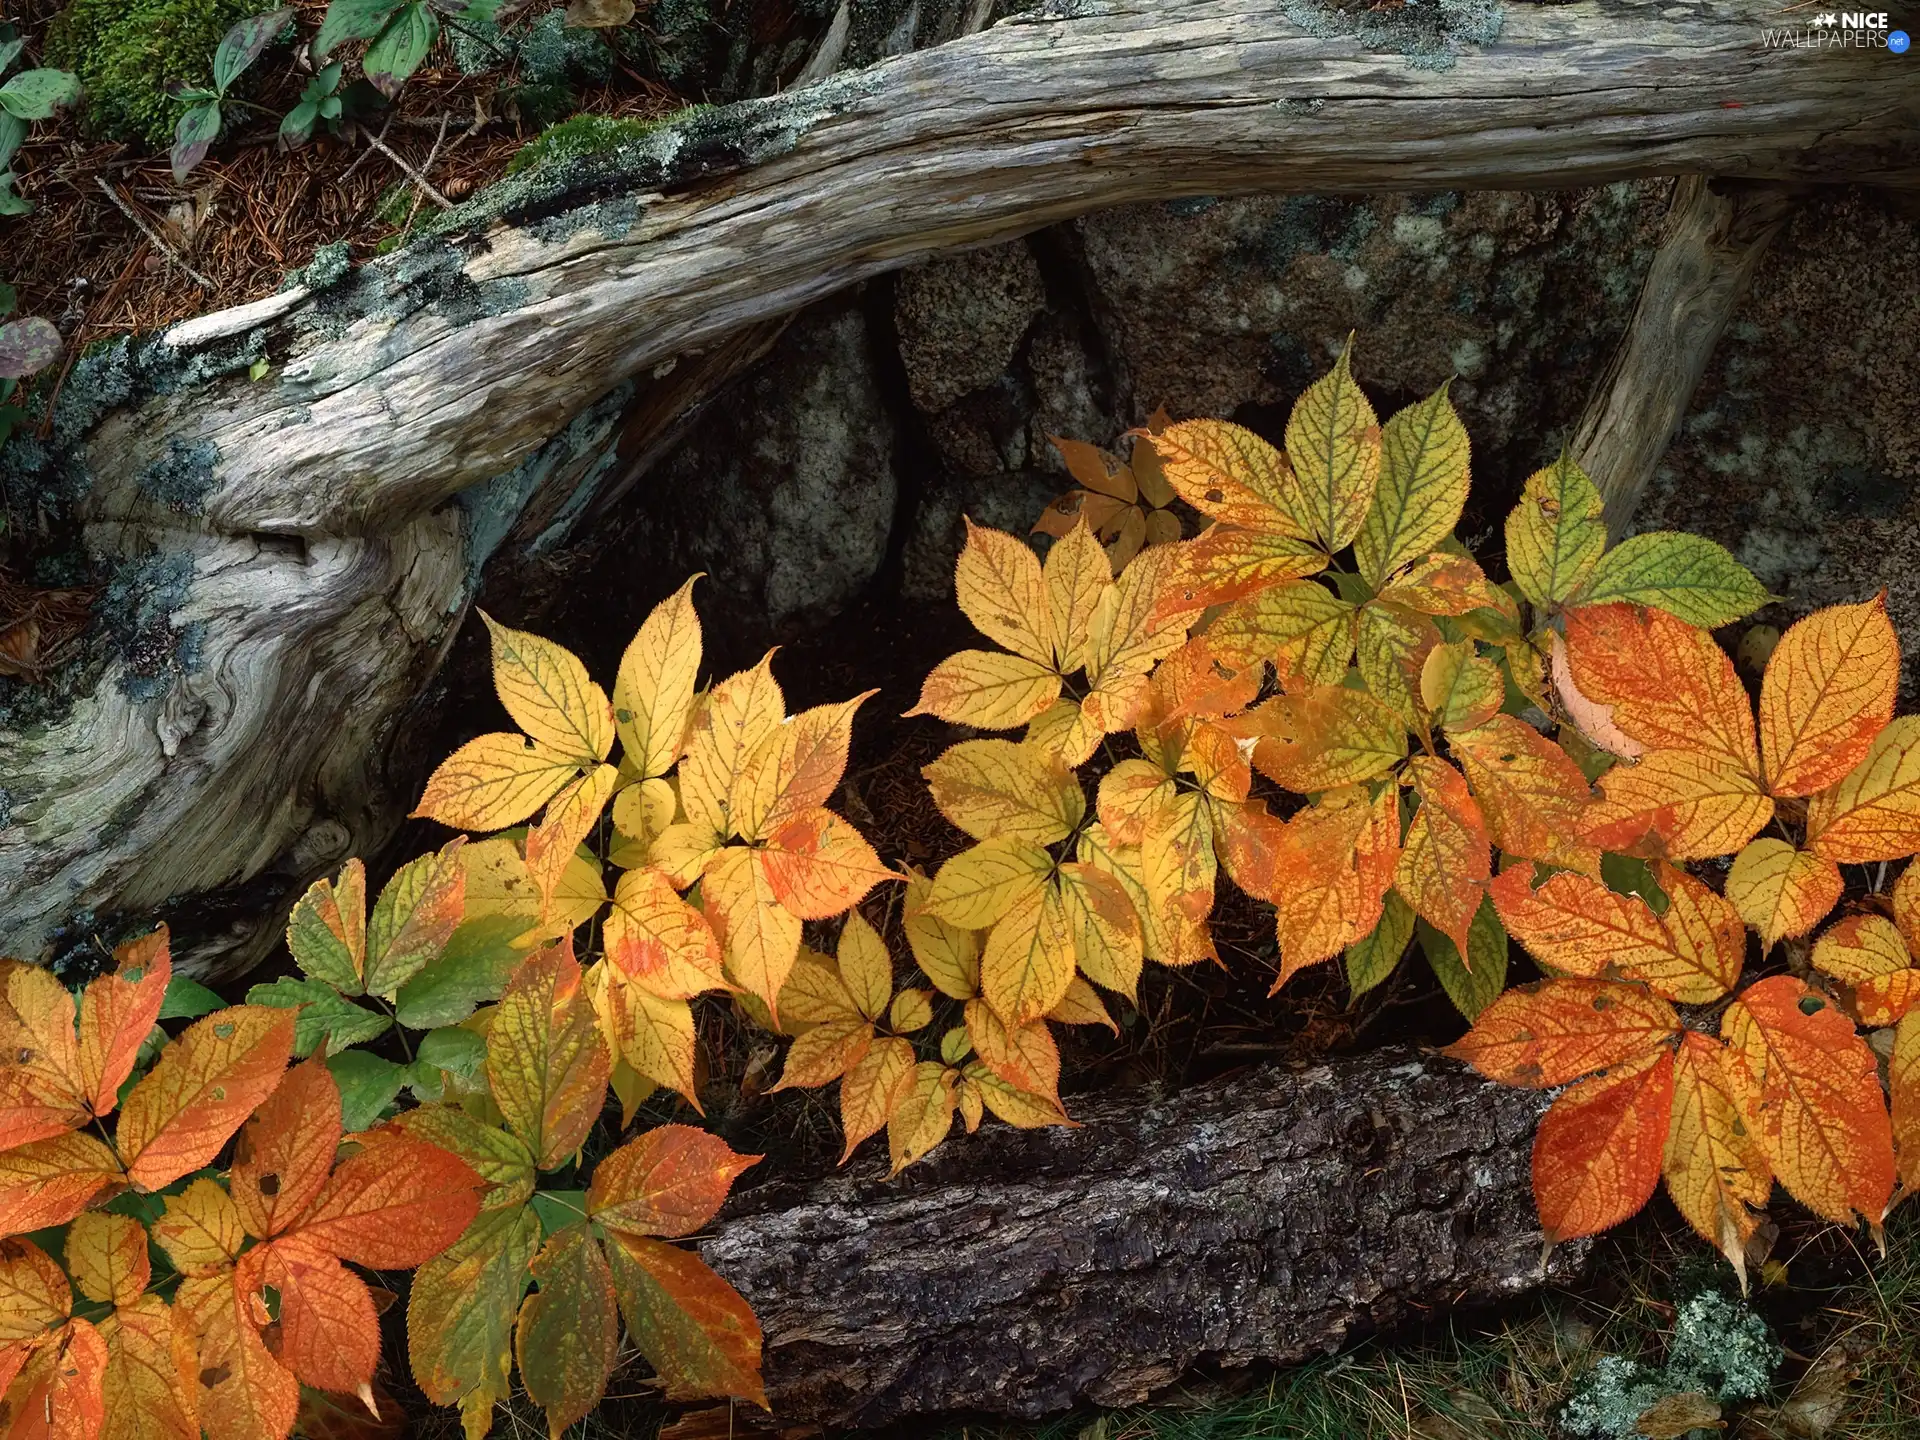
701,1048,1582,1428
3,0,1914,977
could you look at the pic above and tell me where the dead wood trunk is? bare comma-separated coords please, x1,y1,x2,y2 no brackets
701,1048,1581,1428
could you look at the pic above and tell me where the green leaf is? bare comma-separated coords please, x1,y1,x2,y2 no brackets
1346,890,1415,998
1356,381,1471,587
1601,852,1670,915
313,0,407,60
515,1224,619,1435
365,840,465,999
326,1049,407,1131
407,1204,540,1416
171,100,222,182
213,8,292,95
245,977,391,1058
0,69,83,121
393,915,530,1029
529,1189,589,1236
1571,531,1770,627
363,3,439,98
0,39,25,76
419,1025,488,1079
0,112,25,170
158,975,225,1021
1504,451,1605,611
1418,897,1508,1021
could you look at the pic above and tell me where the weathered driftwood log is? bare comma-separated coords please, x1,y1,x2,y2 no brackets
701,1049,1580,1428
3,0,1915,977
1575,177,1801,532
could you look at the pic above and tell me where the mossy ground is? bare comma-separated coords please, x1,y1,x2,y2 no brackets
45,0,263,145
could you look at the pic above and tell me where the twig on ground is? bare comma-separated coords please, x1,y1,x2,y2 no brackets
93,180,214,290
399,114,454,237
362,128,454,210
335,111,395,189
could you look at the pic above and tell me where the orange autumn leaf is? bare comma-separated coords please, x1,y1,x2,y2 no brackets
1225,686,1406,792
1579,749,1773,861
963,1000,1063,1111
1450,715,1597,869
1446,978,1680,1088
586,1125,760,1240
116,1005,296,1193
1487,865,1741,1005
1722,975,1894,1229
1758,594,1899,797
1663,1034,1773,1292
1533,1045,1674,1244
1893,1009,1920,1197
603,867,727,1001
1267,788,1400,990
75,928,171,1118
1727,838,1844,950
6,1315,108,1440
97,1295,196,1440
1810,914,1919,1028
0,1131,125,1238
0,927,170,1150
230,1058,341,1241
1562,603,1760,777
600,1228,766,1407
757,807,894,921
0,1236,73,1341
1394,757,1489,959
286,1124,484,1271
702,846,804,1026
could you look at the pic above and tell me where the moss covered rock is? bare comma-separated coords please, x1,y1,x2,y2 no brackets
47,0,260,146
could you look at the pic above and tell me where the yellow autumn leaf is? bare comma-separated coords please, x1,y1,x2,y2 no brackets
1726,838,1843,949
955,519,1053,666
887,1062,957,1174
1580,750,1773,861
1044,518,1113,674
610,776,676,853
728,692,872,844
1083,544,1190,697
1806,715,1920,863
1283,340,1382,552
1894,1009,1920,1196
923,838,1052,930
1758,595,1899,798
604,866,726,1000
1047,975,1117,1033
525,764,619,915
839,1036,915,1162
1024,697,1103,768
1809,915,1918,1027
1663,1034,1771,1293
902,870,981,1001
678,653,784,837
65,1211,149,1309
481,612,613,764
613,575,703,780
888,989,934,1034
1355,380,1471,587
835,913,894,1024
1056,861,1144,1000
922,738,1085,846
908,650,1062,730
1504,452,1605,610
1149,418,1313,539
415,733,583,832
588,961,700,1109
701,847,802,1025
981,879,1077,1025
1419,641,1502,733
1141,790,1217,968
1355,599,1441,729
1203,581,1355,687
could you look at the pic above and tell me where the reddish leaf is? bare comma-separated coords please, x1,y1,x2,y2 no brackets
515,1225,619,1437
586,1125,761,1239
291,1127,483,1270
602,1231,767,1407
1447,977,1679,1088
1394,757,1489,958
1534,1046,1674,1244
256,1236,380,1397
77,927,171,1116
231,1057,342,1241
116,1005,296,1192
0,1131,123,1238
487,941,612,1170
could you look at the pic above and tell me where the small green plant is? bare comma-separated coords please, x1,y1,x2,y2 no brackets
0,38,83,216
313,0,503,99
169,7,292,180
278,59,344,148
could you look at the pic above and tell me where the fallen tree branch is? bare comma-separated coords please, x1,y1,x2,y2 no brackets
702,1049,1582,1428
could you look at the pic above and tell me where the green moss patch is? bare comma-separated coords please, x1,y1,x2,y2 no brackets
47,0,262,146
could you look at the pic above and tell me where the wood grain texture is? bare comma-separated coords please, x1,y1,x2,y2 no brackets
1575,177,1801,534
3,0,1912,974
703,1049,1580,1427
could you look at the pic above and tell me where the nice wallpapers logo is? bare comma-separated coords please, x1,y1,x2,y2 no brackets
1761,10,1913,49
